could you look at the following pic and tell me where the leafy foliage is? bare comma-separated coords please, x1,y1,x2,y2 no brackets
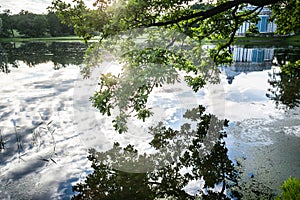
50,0,300,132
16,12,48,37
0,10,74,38
0,9,14,37
270,0,300,35
47,12,75,36
276,177,300,200
87,27,222,133
50,0,294,53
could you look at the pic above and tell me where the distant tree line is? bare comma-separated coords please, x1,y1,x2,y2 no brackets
0,9,74,38
0,42,87,73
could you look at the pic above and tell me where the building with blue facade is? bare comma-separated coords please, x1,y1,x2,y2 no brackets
236,7,277,35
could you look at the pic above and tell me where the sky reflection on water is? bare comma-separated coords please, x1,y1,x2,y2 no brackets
0,42,299,199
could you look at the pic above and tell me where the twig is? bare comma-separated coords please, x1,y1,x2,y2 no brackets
11,119,24,162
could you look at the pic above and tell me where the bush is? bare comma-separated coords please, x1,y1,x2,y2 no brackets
276,177,300,200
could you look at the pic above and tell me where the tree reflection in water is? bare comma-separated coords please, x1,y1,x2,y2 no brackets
0,42,87,73
72,105,241,200
267,60,300,109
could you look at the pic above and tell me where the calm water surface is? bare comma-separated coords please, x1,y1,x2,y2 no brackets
0,42,299,199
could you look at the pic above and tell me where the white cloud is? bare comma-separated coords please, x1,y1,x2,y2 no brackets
1,0,215,14
0,0,95,14
0,0,52,14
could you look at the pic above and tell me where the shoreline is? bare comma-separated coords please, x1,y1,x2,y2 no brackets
1,35,299,45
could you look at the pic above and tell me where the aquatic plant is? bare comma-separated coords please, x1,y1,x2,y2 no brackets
32,113,57,164
276,177,300,200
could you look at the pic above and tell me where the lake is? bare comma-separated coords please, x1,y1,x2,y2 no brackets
0,41,299,199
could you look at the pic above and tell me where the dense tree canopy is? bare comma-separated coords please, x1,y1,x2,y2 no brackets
50,0,300,133
15,11,48,37
51,0,299,41
0,9,14,37
0,10,74,38
47,12,75,36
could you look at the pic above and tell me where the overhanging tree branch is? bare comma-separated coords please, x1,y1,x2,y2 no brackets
147,0,281,27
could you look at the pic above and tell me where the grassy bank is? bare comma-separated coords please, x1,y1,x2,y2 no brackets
1,34,299,45
235,34,300,45
0,36,85,42
285,34,300,43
